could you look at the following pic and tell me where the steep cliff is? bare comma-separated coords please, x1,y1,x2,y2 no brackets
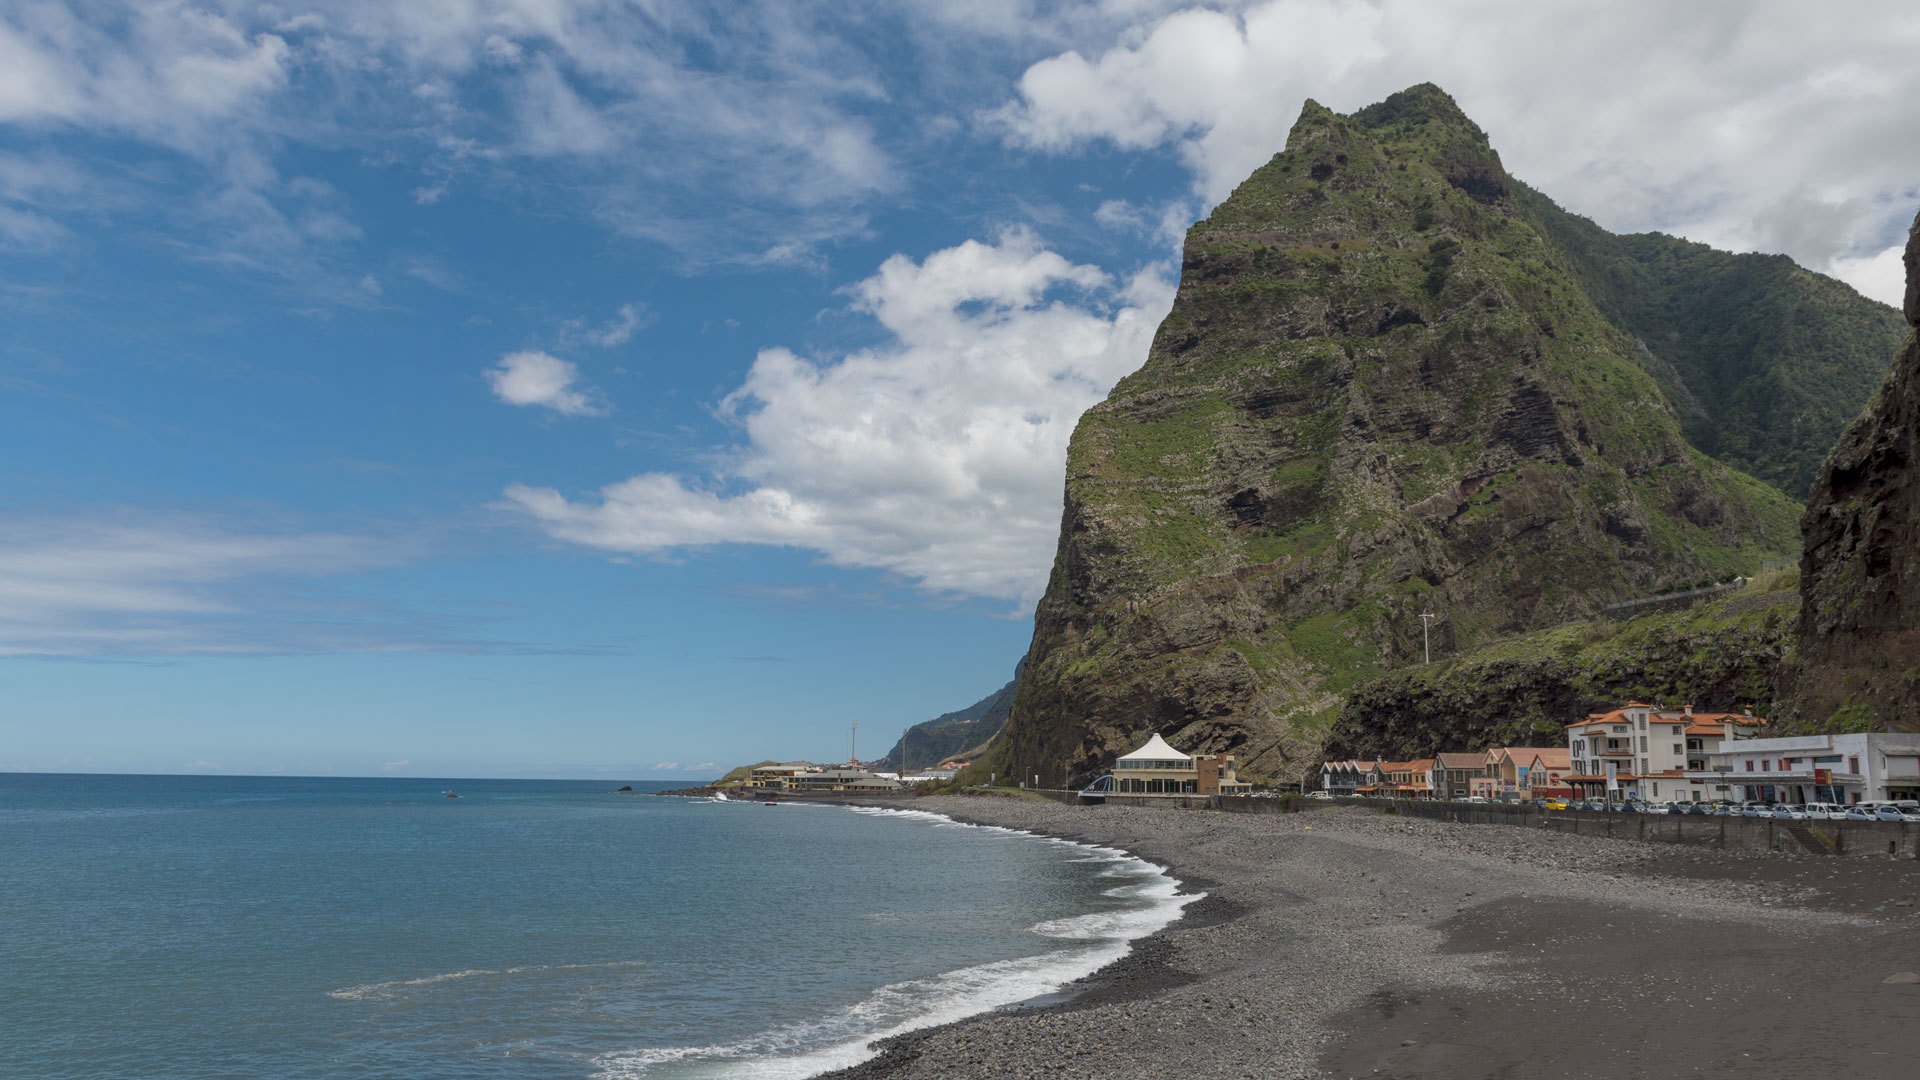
985,85,1802,788
1326,577,1797,761
1788,211,1920,731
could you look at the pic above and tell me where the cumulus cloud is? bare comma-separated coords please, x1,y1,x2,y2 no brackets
503,229,1173,606
486,351,608,417
991,0,1920,305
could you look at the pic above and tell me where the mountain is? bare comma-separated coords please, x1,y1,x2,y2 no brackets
1515,187,1908,497
1787,210,1920,732
981,84,1816,789
873,662,1021,771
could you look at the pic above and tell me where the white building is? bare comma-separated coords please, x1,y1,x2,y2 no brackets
1686,733,1920,805
1565,704,1766,803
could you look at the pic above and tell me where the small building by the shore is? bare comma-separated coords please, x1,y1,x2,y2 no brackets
749,762,820,789
1112,734,1251,795
748,763,901,792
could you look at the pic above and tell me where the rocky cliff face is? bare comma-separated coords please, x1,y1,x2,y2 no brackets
1789,212,1920,731
985,85,1802,788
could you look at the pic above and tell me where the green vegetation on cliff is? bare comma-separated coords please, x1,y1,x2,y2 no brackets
987,84,1814,790
1516,187,1908,496
1325,573,1800,761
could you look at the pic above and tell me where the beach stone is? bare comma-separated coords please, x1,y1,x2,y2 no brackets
1883,971,1920,984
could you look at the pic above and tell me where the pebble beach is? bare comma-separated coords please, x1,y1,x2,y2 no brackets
819,795,1920,1080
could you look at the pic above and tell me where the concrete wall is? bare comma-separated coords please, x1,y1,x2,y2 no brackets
1351,798,1920,858
803,787,1920,859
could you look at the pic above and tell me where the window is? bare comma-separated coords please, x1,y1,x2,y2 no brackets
1849,756,1860,774
1640,736,1648,751
1671,725,1683,735
1745,761,1755,772
1762,761,1771,772
1672,744,1683,756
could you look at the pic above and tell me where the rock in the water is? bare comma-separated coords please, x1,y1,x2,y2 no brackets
1788,210,1920,732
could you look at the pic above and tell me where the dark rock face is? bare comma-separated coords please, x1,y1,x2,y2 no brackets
1790,212,1920,731
982,85,1803,789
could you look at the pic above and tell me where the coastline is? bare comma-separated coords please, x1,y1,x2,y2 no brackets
810,794,1920,1080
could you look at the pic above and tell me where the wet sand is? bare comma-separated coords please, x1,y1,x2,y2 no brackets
817,795,1920,1080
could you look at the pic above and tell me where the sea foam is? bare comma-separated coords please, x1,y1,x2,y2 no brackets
590,803,1199,1079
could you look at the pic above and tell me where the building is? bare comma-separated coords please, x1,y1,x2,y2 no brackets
1564,704,1768,802
749,763,901,792
1113,734,1252,795
1432,752,1484,799
1686,733,1920,805
1480,747,1571,800
749,762,820,789
783,768,902,792
1319,759,1379,796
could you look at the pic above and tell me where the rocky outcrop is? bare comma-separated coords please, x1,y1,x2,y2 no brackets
982,85,1803,789
1327,585,1797,761
1789,212,1920,731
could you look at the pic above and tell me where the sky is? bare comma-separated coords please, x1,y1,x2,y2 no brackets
4,0,1918,780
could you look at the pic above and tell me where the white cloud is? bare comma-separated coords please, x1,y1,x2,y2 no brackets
991,0,1920,300
559,302,654,349
652,761,681,771
685,762,717,772
486,350,608,417
181,761,223,771
383,760,411,770
504,229,1174,606
0,515,488,657
1828,242,1910,309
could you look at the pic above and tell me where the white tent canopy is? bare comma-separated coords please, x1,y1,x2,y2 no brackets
1117,733,1191,763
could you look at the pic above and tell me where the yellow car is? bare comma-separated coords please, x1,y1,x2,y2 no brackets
1544,799,1570,810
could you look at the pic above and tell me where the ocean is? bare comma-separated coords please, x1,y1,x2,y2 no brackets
0,774,1191,1079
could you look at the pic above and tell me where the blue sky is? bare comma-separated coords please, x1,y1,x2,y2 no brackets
5,1,1918,779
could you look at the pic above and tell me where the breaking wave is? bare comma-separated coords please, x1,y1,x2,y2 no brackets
592,804,1198,1079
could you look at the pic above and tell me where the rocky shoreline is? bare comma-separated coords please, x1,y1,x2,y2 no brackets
812,794,1920,1080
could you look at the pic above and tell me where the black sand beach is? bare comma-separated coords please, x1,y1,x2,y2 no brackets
820,796,1920,1080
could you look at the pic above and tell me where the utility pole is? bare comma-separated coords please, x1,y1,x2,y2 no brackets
1418,613,1435,664
850,719,859,766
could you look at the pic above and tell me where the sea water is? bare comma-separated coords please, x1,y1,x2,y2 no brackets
0,774,1192,1079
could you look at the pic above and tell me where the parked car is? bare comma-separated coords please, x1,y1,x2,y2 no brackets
1845,805,1877,821
1770,805,1809,821
1802,802,1847,820
1874,805,1920,823
1305,790,1333,800
1461,796,1489,804
1739,802,1773,818
1544,798,1570,810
